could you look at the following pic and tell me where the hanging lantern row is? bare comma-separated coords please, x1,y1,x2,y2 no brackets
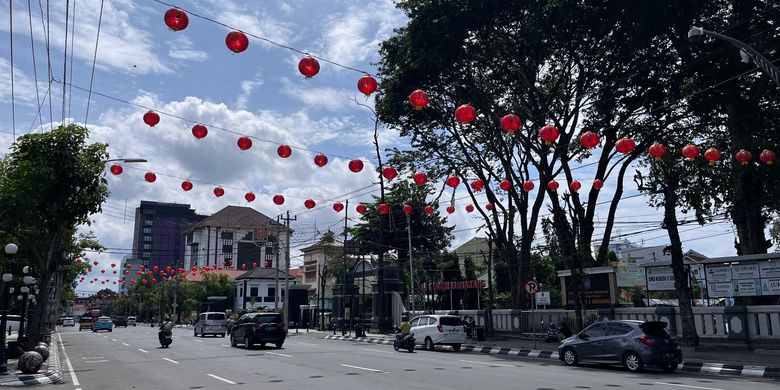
642,142,775,166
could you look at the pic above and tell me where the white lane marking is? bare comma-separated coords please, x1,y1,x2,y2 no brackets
122,343,130,346
58,333,80,386
163,358,179,364
207,373,237,385
295,342,318,346
111,338,117,342
81,356,104,359
654,382,726,390
458,359,516,368
84,360,109,363
138,349,149,353
266,351,293,358
361,348,393,354
340,364,387,373
221,344,230,347
193,339,204,343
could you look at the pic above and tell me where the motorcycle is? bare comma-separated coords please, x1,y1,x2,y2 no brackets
393,331,416,353
158,331,172,348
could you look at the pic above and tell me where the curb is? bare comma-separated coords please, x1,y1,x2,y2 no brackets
323,335,779,380
0,336,63,386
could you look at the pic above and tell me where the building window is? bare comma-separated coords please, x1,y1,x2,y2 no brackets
143,244,151,250
191,245,199,263
222,244,233,254
241,231,253,241
268,287,275,298
143,235,152,242
143,252,151,258
239,287,243,298
221,231,233,240
143,227,152,234
250,287,258,297
144,219,153,226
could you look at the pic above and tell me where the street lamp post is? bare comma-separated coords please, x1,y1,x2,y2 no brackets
105,158,148,163
16,267,34,346
688,26,780,86
0,243,19,375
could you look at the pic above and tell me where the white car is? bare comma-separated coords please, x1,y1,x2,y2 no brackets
409,314,466,352
62,317,76,327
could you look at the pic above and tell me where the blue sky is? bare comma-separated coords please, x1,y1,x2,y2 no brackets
0,1,746,295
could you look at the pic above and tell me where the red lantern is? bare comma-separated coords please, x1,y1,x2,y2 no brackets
333,202,344,212
378,203,390,215
569,180,582,192
593,179,604,190
424,205,434,215
131,280,136,284
408,89,429,110
242,264,247,270
615,138,636,154
304,199,316,209
192,124,208,139
110,164,123,175
382,166,398,180
100,269,105,274
470,179,484,192
144,172,156,183
245,192,256,202
413,172,427,186
579,131,600,149
143,111,160,127
648,142,666,160
539,125,560,145
152,278,157,283
298,56,320,78
704,147,721,164
252,262,257,268
165,266,172,273
446,176,460,188
273,194,285,205
124,271,129,275
356,204,367,214
446,205,456,214
139,265,145,271
277,145,292,158
547,180,559,192
181,180,193,191
238,136,253,150
152,266,159,273
213,187,225,197
735,149,753,165
126,264,132,269
402,204,413,215
454,104,476,124
682,144,700,160
486,203,494,211
93,261,99,266
111,263,116,268
500,114,522,133
357,75,377,96
348,159,364,173
522,181,535,192
496,179,509,191
203,266,210,272
226,31,249,53
465,204,475,213
314,154,328,167
191,266,197,272
163,8,189,31
760,149,775,165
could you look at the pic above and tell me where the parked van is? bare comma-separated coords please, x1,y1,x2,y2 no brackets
193,312,228,337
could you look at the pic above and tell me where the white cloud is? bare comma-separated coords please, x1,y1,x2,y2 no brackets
199,0,296,48
0,58,45,106
167,36,209,62
279,77,356,112
235,68,264,110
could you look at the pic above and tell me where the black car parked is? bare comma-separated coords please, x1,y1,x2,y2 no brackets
230,313,286,349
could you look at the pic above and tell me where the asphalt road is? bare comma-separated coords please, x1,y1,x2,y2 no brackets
36,325,776,390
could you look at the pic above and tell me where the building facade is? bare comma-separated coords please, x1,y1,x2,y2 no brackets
234,268,298,311
184,206,292,272
131,201,205,269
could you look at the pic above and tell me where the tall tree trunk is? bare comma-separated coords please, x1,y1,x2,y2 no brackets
662,176,699,347
732,166,769,255
550,202,584,330
27,231,63,346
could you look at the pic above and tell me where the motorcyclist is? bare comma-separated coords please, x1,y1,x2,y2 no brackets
158,315,174,345
396,316,411,344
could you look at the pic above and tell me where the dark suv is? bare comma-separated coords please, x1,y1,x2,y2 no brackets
113,316,128,327
230,313,286,349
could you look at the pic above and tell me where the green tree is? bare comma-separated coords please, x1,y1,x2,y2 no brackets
0,124,109,345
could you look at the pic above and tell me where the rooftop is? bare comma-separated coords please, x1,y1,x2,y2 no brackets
186,206,291,233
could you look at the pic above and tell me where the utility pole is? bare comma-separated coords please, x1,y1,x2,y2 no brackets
172,258,180,324
406,213,415,314
279,211,296,325
342,200,349,336
485,236,495,337
274,217,281,311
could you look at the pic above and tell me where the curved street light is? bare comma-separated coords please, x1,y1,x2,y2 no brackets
688,26,780,86
105,158,148,164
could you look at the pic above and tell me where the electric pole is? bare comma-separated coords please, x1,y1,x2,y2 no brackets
279,211,296,325
342,200,349,335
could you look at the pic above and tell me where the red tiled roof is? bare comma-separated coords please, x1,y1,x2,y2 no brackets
289,268,303,278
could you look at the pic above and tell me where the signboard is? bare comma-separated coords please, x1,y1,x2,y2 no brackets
733,279,759,296
564,273,612,308
731,263,760,279
759,261,780,278
646,266,676,291
525,280,539,295
705,264,732,282
419,280,485,291
762,278,780,295
535,291,551,306
706,281,733,298
617,265,646,287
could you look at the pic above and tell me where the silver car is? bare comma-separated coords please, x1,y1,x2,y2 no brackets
559,320,682,372
193,312,228,337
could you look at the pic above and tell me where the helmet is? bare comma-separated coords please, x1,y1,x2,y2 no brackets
401,316,408,321
165,315,171,321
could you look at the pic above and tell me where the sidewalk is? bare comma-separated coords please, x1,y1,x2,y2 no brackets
0,333,63,386
323,330,779,380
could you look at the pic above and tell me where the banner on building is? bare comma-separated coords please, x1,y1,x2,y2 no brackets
646,266,677,291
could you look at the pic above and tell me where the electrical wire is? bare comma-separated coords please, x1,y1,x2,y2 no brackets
83,0,104,127
9,0,16,139
26,0,43,133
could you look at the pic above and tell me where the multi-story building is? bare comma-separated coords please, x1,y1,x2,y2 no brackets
118,257,146,293
183,206,292,272
131,201,205,269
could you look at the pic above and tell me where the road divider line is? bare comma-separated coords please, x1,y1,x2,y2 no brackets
654,382,726,390
138,349,149,353
58,333,80,387
295,342,318,346
266,351,293,358
207,373,237,385
111,339,117,342
221,344,230,347
163,358,179,364
340,364,387,373
122,343,130,346
193,339,204,343
84,360,109,363
458,359,516,368
361,348,393,354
